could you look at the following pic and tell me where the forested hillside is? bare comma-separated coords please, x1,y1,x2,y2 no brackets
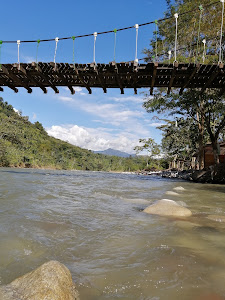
0,98,150,171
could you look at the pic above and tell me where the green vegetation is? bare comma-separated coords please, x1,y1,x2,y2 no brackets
144,0,223,64
142,0,225,169
0,97,161,172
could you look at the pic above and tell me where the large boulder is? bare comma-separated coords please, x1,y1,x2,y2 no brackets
0,260,79,300
143,199,192,217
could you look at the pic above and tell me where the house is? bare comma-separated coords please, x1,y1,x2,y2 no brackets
203,142,225,168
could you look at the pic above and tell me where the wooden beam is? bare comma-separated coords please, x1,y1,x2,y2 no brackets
49,62,75,95
113,62,124,94
1,65,32,93
167,62,178,95
179,64,200,95
14,63,47,94
68,86,75,95
133,63,138,95
32,62,58,93
150,62,158,95
96,72,107,93
70,64,92,94
200,63,224,94
90,64,107,93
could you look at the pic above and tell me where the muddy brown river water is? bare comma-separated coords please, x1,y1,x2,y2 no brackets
0,168,225,299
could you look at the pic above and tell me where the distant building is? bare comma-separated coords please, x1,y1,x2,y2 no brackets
203,142,225,168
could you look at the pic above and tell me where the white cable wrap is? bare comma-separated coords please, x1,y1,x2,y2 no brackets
93,32,97,64
17,40,20,66
54,37,59,64
202,39,206,63
168,50,172,62
134,24,139,63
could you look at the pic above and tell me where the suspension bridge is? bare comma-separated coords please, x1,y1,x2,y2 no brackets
0,0,224,95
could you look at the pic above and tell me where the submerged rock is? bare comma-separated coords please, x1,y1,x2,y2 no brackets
165,191,180,196
143,199,192,217
173,186,186,191
207,215,225,223
0,260,79,300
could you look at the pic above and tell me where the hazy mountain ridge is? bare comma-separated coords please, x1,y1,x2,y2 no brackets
94,148,135,158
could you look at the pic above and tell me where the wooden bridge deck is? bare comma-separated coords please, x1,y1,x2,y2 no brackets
0,61,224,95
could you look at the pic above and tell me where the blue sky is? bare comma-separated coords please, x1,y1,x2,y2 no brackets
2,0,167,153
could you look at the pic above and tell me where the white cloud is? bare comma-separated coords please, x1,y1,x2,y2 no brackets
149,122,166,127
56,93,144,127
32,113,37,120
109,96,144,104
47,124,140,153
58,96,74,102
13,107,19,114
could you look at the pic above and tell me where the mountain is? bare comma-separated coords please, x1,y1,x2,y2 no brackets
0,98,144,172
94,148,134,158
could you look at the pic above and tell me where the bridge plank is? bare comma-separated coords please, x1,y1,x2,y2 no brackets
31,62,58,93
0,62,224,94
200,63,224,94
1,65,32,93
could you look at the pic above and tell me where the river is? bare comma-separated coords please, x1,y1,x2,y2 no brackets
0,168,225,299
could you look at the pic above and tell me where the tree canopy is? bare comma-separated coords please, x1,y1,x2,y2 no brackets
144,0,225,64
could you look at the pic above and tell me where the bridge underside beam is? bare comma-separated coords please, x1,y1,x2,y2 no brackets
179,64,201,95
0,62,224,94
200,63,224,95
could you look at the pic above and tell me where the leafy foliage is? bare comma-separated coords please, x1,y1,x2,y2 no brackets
144,0,224,64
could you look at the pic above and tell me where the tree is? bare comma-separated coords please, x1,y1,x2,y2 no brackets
134,138,160,168
158,117,200,161
144,89,225,168
143,0,225,64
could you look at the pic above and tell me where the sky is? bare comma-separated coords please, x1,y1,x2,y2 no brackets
2,0,168,154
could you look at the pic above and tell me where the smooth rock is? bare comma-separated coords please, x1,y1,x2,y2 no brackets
143,199,192,217
165,191,180,196
173,186,186,191
0,260,79,300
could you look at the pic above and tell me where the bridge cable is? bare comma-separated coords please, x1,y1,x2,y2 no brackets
0,40,2,70
219,0,225,63
0,0,221,44
72,36,76,68
54,37,59,67
93,32,97,64
113,29,117,62
134,24,139,63
17,40,20,69
36,39,40,69
196,5,203,63
174,13,178,63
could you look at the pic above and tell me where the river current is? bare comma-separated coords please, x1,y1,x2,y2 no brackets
1,168,225,299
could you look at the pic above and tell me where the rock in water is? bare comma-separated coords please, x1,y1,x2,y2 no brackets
0,260,79,300
143,199,192,217
173,186,186,191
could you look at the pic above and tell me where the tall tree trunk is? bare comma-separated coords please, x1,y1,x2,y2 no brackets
197,111,205,170
211,138,220,166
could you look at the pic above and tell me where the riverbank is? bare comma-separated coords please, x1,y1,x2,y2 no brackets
162,163,225,184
